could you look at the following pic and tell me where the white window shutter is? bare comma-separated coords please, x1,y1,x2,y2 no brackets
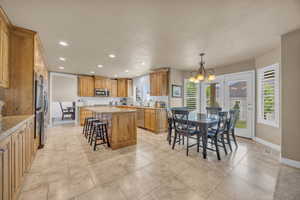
257,64,279,127
184,79,200,110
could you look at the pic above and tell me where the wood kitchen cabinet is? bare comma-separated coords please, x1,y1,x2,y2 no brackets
79,108,93,126
110,79,118,97
136,108,145,128
94,76,111,90
117,78,133,97
0,136,12,200
25,118,35,171
0,11,10,88
78,76,95,97
11,125,26,199
0,117,35,200
117,78,128,97
144,108,168,133
144,109,156,131
150,70,169,96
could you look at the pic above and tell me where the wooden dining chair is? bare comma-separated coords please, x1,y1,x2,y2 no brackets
172,109,201,156
225,109,239,151
207,111,228,160
166,109,173,145
59,102,74,120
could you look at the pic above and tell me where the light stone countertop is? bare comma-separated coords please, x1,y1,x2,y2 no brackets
0,115,34,141
85,106,136,114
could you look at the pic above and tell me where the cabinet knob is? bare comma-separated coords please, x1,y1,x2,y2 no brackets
0,149,5,153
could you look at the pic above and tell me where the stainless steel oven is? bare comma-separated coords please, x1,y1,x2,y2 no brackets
95,88,110,97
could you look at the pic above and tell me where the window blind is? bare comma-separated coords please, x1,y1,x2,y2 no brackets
257,64,279,127
184,80,199,110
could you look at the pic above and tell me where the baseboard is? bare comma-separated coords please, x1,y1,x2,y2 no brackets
254,137,281,151
281,157,300,168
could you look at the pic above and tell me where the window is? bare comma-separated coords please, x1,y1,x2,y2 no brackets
184,79,200,110
257,64,280,127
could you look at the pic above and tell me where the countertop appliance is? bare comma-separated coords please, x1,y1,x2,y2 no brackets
95,88,110,97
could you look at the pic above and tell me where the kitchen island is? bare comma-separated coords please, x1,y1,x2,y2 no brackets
86,106,137,150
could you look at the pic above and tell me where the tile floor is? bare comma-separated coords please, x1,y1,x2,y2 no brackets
18,124,300,200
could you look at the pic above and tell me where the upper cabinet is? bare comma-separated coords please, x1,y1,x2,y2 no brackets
117,78,128,97
117,78,132,97
150,70,169,96
0,12,10,88
78,77,132,97
78,76,94,97
94,76,111,90
110,79,118,97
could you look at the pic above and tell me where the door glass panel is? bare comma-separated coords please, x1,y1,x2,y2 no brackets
228,80,247,129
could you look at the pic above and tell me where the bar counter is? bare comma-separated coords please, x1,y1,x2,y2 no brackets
86,106,137,150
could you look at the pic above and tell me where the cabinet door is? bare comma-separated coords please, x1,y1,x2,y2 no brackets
117,79,128,97
0,22,4,87
150,110,156,131
25,120,33,171
78,76,94,97
0,136,12,200
110,79,118,97
127,79,133,97
150,73,156,96
144,109,151,130
11,132,21,196
160,71,169,96
137,108,145,127
80,109,93,126
2,28,9,88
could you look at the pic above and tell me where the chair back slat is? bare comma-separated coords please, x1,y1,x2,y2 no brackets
172,109,192,133
216,111,228,134
228,109,239,131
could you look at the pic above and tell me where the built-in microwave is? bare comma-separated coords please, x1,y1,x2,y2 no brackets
95,88,110,97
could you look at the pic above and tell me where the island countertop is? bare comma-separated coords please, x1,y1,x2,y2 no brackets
85,106,136,114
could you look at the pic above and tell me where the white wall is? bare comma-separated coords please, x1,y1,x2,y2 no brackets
169,68,184,107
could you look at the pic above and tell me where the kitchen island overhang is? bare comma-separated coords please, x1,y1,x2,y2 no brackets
86,106,137,150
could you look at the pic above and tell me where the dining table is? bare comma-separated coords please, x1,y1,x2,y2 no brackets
182,111,219,159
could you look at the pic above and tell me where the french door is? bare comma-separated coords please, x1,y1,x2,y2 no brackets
200,71,255,138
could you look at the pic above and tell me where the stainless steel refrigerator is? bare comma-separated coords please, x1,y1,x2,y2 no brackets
35,74,48,148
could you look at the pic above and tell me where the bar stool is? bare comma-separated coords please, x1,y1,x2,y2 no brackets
85,118,99,139
82,117,94,136
87,119,101,142
90,121,110,151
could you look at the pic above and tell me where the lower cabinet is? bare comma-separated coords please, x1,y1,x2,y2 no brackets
0,117,36,200
0,136,12,200
80,108,93,126
144,108,168,133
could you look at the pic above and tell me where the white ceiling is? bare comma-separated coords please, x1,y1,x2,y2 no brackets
1,0,300,77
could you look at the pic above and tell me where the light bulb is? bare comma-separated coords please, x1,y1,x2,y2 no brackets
196,74,204,81
208,74,216,81
189,77,196,82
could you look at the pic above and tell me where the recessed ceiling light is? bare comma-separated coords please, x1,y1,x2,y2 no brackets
141,62,146,65
59,41,68,46
58,66,64,70
90,71,95,74
109,54,116,58
125,70,129,73
59,57,66,61
97,64,103,68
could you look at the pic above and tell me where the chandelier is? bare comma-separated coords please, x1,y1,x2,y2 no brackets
189,53,216,82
